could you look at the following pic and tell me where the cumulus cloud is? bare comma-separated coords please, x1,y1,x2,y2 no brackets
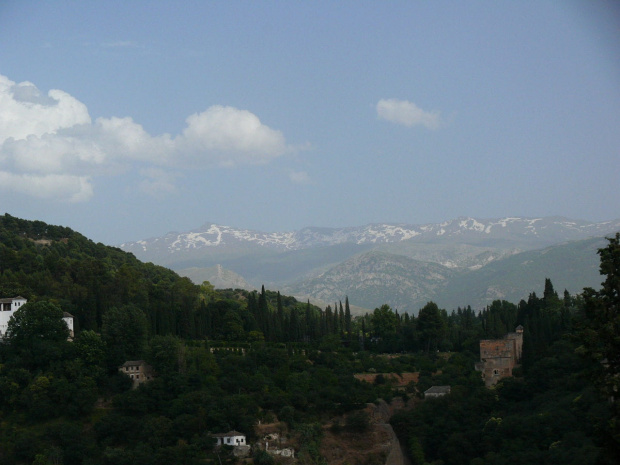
0,75,91,144
376,98,441,129
180,106,288,166
0,74,293,202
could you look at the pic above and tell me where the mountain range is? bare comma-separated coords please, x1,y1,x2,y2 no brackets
120,216,620,314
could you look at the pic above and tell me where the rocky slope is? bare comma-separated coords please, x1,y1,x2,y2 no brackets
119,217,620,312
283,251,456,312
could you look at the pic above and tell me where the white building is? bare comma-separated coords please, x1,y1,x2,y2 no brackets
0,296,27,338
213,431,246,447
0,297,74,340
63,312,75,339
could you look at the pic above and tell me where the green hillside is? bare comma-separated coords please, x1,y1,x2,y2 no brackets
438,236,605,309
0,213,203,336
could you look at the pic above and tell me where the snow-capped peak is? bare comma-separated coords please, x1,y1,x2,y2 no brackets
120,216,620,257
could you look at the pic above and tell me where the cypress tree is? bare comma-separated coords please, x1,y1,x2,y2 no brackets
276,291,284,341
248,291,258,321
320,309,328,337
543,278,557,302
333,303,340,334
289,307,300,342
361,319,366,350
325,305,333,334
304,300,312,341
345,296,352,336
258,285,271,340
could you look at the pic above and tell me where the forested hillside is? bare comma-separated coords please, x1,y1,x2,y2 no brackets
0,214,617,464
0,213,198,336
0,214,353,345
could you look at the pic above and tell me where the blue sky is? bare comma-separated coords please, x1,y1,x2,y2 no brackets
0,1,618,244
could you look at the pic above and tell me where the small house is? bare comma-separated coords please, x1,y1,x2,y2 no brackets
213,431,246,447
119,360,154,388
424,385,451,398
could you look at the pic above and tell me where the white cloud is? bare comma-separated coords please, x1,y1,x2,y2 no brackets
138,167,180,196
0,170,93,202
180,106,288,167
0,74,294,202
288,170,311,184
376,98,441,129
0,75,91,144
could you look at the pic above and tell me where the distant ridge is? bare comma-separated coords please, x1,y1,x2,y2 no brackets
120,216,620,313
121,216,620,257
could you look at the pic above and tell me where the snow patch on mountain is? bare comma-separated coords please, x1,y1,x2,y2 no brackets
120,216,620,259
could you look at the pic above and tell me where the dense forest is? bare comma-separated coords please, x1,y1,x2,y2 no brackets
0,214,618,464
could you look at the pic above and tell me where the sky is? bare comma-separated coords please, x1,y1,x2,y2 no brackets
0,1,619,245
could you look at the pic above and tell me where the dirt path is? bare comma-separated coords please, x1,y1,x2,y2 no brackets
369,399,411,465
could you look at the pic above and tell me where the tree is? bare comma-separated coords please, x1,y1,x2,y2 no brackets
5,301,70,369
576,233,620,455
199,281,216,303
147,335,181,375
417,301,446,353
101,304,148,366
74,330,106,365
257,286,271,339
222,310,245,341
289,307,300,342
74,329,107,381
276,291,284,341
6,301,69,344
344,296,352,337
253,450,275,465
371,304,399,339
